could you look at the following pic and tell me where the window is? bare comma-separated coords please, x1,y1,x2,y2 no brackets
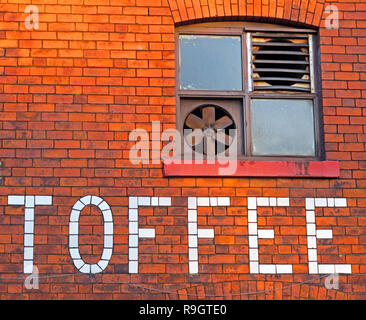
176,22,323,161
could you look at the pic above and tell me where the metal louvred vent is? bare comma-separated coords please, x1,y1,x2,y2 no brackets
251,33,312,92
183,105,236,156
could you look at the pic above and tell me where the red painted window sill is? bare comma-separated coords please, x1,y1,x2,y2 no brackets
163,160,340,178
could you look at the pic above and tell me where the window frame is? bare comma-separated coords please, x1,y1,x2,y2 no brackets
175,22,324,161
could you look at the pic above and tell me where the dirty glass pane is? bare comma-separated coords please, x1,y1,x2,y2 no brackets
250,99,316,156
179,35,242,91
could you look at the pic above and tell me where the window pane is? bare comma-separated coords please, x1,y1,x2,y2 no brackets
179,35,242,91
250,99,316,156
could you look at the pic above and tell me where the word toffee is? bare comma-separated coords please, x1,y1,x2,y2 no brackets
7,195,352,276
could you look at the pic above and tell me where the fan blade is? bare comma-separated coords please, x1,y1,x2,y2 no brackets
185,114,205,129
185,130,204,147
204,136,216,157
213,116,233,130
202,106,215,126
216,131,233,146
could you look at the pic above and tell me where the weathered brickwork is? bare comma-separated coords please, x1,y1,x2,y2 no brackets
0,0,365,299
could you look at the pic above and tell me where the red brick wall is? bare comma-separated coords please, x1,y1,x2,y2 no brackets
0,0,366,300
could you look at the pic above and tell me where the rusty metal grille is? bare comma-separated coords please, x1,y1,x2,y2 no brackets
250,32,313,92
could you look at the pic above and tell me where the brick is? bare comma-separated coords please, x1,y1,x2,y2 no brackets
0,0,364,301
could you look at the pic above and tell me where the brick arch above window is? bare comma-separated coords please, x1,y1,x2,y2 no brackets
167,0,325,28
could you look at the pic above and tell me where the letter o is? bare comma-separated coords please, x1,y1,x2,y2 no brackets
69,195,113,274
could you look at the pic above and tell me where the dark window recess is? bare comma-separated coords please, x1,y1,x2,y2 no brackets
176,23,322,161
